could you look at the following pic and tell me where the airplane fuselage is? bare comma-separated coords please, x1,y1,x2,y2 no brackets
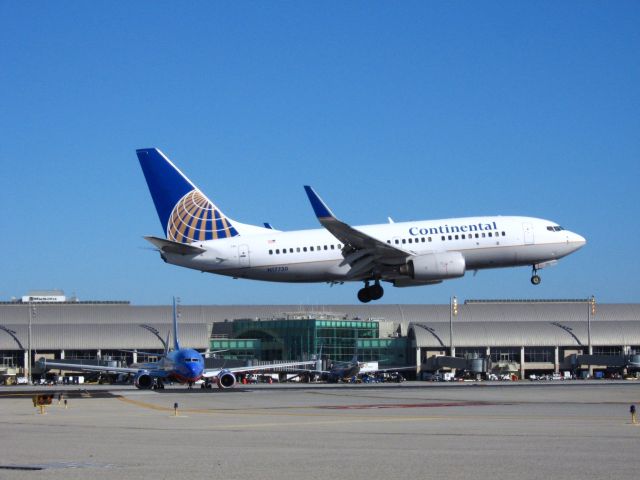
157,348,205,384
161,215,585,284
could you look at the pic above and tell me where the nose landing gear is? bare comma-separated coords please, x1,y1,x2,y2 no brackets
357,280,384,303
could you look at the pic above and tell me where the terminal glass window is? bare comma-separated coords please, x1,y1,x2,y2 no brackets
232,317,380,363
524,347,554,363
64,350,98,360
592,346,622,356
455,347,485,359
210,339,262,360
136,350,164,363
316,320,378,363
100,350,131,364
1,352,20,368
490,348,520,363
356,338,408,366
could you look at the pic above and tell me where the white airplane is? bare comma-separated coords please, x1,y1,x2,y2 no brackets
137,148,586,303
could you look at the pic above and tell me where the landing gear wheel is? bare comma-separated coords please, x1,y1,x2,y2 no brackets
369,283,384,301
357,287,372,303
531,275,541,285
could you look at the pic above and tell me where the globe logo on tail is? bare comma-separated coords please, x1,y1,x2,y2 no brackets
167,190,238,244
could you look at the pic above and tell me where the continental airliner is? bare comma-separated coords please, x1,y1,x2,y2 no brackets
137,148,586,303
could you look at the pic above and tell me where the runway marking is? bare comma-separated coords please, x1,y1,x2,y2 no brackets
116,395,493,415
113,396,625,429
116,395,475,420
117,396,178,412
0,462,117,471
319,401,490,409
302,390,637,406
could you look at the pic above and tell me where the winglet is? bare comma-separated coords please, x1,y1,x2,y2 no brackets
304,186,336,219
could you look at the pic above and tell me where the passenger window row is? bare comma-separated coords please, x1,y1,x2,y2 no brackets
268,230,508,255
388,237,432,245
269,244,343,255
387,231,507,245
440,231,506,241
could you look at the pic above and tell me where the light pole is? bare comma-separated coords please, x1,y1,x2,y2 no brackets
588,295,595,377
449,296,458,356
28,301,36,385
588,295,596,351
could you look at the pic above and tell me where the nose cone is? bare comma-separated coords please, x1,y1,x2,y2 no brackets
569,232,587,251
188,362,202,379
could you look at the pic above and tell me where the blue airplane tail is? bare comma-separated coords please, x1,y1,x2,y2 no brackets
137,148,240,244
172,297,181,351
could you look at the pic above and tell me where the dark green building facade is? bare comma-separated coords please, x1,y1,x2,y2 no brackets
210,316,408,366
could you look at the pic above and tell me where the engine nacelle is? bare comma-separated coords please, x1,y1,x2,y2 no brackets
216,370,236,389
134,371,154,389
400,252,466,281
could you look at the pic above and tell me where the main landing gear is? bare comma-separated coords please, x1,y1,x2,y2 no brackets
531,266,541,285
357,280,384,303
152,379,165,390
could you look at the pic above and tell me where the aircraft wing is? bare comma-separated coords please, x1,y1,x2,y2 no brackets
39,358,142,375
202,360,316,378
367,365,416,373
304,186,409,279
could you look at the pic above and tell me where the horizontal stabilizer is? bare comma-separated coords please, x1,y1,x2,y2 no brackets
144,236,206,255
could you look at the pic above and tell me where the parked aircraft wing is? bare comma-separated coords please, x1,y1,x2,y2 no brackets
202,360,316,378
39,358,142,375
369,365,416,373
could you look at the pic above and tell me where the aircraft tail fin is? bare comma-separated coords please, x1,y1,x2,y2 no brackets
137,148,242,244
172,297,181,351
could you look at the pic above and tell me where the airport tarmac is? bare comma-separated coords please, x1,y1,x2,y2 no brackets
0,381,639,479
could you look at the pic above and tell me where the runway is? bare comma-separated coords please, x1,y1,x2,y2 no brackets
0,382,638,479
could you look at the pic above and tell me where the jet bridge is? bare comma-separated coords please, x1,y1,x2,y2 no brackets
572,354,640,370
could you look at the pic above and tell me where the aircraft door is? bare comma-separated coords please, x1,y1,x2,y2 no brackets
238,244,250,267
522,223,534,244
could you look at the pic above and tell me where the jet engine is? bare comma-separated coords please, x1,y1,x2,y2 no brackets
133,371,154,389
216,370,236,389
400,252,466,281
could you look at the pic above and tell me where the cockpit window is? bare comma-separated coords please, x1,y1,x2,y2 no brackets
547,226,565,232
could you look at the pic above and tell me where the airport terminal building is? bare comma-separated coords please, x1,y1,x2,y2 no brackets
1,292,639,382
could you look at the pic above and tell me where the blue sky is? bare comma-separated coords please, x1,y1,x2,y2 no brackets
1,2,638,306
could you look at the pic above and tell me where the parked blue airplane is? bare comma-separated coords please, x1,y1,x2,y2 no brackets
40,299,312,389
